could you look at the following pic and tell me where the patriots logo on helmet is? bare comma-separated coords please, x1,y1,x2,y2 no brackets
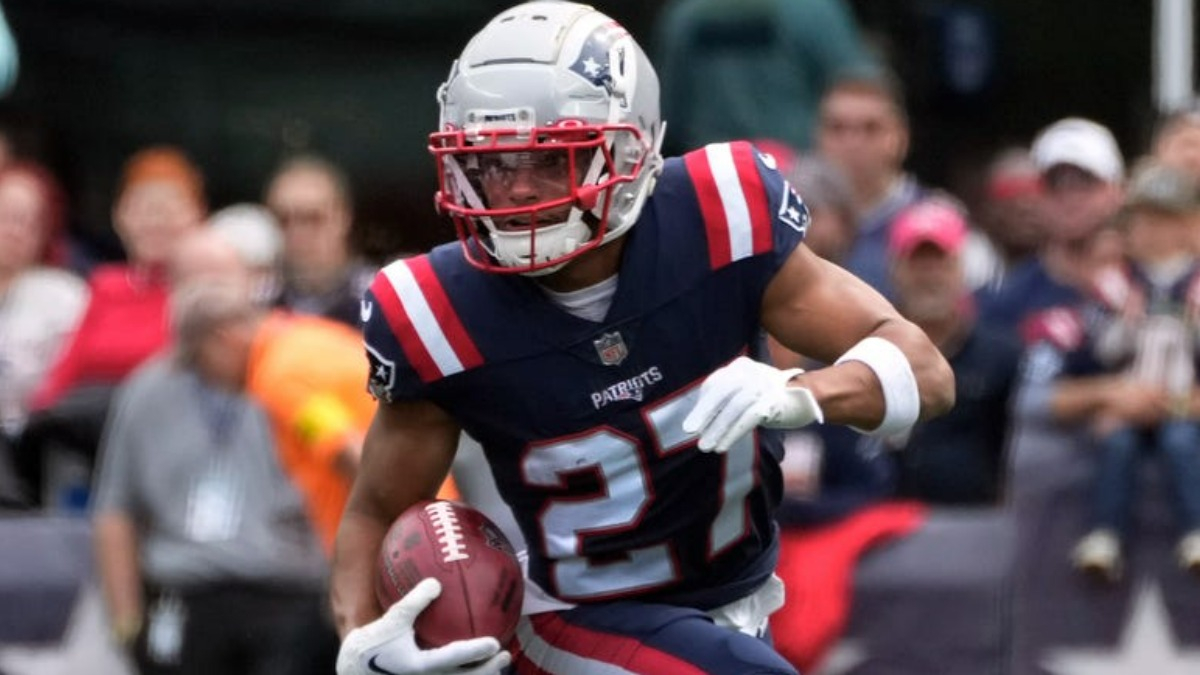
568,22,628,91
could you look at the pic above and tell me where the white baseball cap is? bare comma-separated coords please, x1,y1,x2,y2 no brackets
208,203,284,268
1031,117,1125,184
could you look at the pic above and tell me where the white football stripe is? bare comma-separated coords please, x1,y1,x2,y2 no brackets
383,263,465,377
707,143,755,262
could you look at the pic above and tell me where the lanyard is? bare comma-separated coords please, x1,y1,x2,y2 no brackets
191,375,243,449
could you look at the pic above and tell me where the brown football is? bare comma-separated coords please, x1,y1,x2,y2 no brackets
376,499,523,648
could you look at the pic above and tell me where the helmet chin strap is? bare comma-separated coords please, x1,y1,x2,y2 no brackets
572,139,610,222
489,216,592,276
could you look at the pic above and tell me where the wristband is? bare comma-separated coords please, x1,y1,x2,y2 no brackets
834,336,920,438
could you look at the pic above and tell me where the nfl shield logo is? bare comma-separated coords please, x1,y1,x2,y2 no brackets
593,332,628,366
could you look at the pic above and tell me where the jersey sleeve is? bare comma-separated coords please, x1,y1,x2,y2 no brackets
361,256,486,403
680,140,810,278
362,282,425,404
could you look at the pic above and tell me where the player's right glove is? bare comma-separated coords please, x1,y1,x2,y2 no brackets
336,578,512,675
683,356,824,453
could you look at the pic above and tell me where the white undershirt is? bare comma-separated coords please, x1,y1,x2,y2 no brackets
540,274,619,322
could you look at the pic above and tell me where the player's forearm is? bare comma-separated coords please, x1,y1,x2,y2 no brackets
799,319,955,430
793,360,883,430
873,318,956,420
330,399,464,637
93,512,143,639
330,507,389,638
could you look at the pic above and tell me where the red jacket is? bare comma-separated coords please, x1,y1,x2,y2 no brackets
32,264,170,410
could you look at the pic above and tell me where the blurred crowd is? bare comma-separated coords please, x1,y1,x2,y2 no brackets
2,0,1200,673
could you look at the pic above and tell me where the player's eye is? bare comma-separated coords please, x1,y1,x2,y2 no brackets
532,152,568,171
473,151,573,186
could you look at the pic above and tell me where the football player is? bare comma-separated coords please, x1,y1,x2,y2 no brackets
331,3,955,674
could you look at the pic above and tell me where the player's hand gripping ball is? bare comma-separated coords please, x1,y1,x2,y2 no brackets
376,500,524,649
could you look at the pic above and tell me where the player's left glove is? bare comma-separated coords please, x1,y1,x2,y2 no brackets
336,578,510,675
682,356,824,453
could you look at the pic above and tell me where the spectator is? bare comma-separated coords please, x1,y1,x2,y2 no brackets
977,118,1126,337
208,203,284,306
92,275,327,674
158,229,446,675
17,146,206,507
1043,162,1200,581
263,155,375,328
816,74,926,299
235,277,376,675
655,0,877,154
33,146,205,409
881,198,1021,505
974,146,1046,290
774,196,1019,520
0,161,86,507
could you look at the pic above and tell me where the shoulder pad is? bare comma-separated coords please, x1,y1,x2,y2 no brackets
681,140,778,269
366,255,484,385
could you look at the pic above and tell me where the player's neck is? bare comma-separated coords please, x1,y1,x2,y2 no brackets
539,238,626,293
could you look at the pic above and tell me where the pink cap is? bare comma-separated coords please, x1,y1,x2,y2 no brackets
888,199,968,257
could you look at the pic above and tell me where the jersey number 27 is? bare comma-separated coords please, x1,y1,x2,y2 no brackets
521,384,755,600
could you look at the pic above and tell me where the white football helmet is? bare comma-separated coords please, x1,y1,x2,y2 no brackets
431,1,665,276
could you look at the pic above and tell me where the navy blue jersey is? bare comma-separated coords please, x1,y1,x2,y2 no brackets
1017,261,1200,390
362,141,809,610
976,257,1086,339
1059,261,1200,378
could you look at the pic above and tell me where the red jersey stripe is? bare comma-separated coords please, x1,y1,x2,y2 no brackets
729,141,774,255
522,612,710,675
405,256,485,371
369,268,441,383
684,147,734,269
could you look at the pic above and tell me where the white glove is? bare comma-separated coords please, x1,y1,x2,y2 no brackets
336,578,512,675
682,356,824,453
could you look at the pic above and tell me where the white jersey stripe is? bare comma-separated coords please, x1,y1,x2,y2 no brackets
383,263,465,377
706,143,756,262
